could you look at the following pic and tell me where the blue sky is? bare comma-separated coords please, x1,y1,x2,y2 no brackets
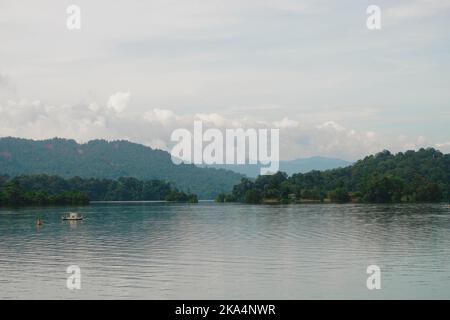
0,0,449,160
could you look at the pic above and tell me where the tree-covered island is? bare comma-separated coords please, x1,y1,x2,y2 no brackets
217,148,450,204
0,175,198,206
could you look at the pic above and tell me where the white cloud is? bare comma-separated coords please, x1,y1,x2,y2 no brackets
366,131,377,140
194,113,229,127
1,94,443,161
274,118,299,129
144,108,179,126
317,121,345,132
435,141,450,153
107,91,130,113
396,134,428,151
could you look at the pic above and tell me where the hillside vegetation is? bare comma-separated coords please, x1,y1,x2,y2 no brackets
0,137,243,199
218,148,450,204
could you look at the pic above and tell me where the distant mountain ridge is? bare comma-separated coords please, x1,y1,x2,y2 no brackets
0,137,244,199
205,156,351,178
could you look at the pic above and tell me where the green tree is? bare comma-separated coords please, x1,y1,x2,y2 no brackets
329,188,351,203
416,182,443,202
245,189,262,204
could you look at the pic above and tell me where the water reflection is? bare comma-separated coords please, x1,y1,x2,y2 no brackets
0,203,449,299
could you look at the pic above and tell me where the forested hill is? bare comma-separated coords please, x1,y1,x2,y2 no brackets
0,137,243,199
220,148,450,203
313,148,450,198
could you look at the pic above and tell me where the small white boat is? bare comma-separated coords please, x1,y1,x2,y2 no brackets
62,212,83,221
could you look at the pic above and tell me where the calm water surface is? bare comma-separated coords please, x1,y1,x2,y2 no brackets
1,202,450,299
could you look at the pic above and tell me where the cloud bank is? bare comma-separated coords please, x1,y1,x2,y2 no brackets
1,93,446,161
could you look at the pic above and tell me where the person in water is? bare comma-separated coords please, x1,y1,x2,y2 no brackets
36,218,43,226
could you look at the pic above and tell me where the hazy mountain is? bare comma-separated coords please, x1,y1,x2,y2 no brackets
205,156,351,178
0,137,243,199
280,157,352,175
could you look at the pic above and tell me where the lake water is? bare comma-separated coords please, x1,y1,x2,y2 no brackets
1,202,450,299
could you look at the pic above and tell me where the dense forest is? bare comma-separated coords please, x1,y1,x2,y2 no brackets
0,137,243,199
0,178,90,206
0,175,198,206
217,148,450,204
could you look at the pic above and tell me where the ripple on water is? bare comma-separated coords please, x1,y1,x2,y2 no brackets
1,203,450,299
